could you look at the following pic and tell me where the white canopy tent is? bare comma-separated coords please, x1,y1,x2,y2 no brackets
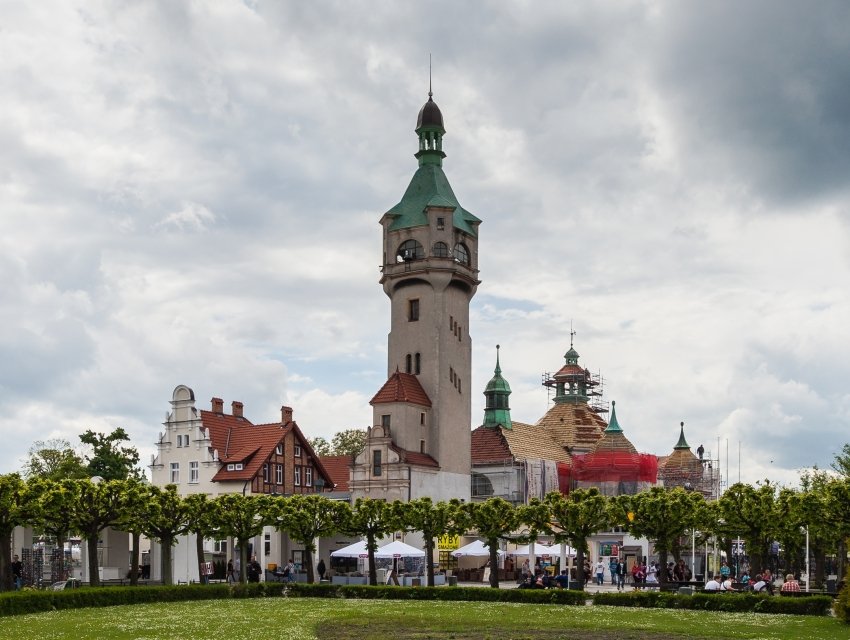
451,539,505,558
330,541,369,558
375,541,426,558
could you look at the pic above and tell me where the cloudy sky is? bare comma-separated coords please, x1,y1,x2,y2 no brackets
2,1,849,488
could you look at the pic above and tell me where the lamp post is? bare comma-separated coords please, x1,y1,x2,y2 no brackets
805,525,810,593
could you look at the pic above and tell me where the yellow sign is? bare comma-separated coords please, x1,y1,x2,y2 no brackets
438,534,460,550
627,512,635,522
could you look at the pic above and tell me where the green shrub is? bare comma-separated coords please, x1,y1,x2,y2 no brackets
288,584,585,606
592,590,831,616
835,568,850,623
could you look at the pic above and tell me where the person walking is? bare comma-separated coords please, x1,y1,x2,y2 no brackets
317,558,326,581
616,558,626,591
608,557,618,585
595,558,605,586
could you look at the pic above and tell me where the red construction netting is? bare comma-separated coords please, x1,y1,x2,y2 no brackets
570,452,658,483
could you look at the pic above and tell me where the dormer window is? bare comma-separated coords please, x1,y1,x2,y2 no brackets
227,463,235,471
396,239,424,262
453,243,469,265
276,443,283,455
436,217,445,229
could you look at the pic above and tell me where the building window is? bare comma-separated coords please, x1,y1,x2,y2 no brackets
175,435,182,447
264,532,271,557
276,443,283,455
294,445,302,457
433,241,449,257
415,352,421,374
189,461,199,484
227,463,235,471
305,467,313,487
397,239,424,262
436,217,445,230
420,412,425,426
235,463,243,471
405,354,412,373
381,414,391,428
372,450,382,477
472,473,495,498
294,466,301,486
276,464,283,485
454,243,470,265
408,299,419,322
263,463,270,483
214,540,228,554
170,462,179,483
420,439,425,453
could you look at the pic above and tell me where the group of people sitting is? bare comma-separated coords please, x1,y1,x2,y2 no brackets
704,562,801,594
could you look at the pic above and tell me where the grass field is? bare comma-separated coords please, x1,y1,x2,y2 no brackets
1,598,848,640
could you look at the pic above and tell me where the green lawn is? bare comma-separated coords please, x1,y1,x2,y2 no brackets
2,598,848,640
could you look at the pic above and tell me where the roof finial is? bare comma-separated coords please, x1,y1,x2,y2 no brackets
429,53,433,98
570,320,576,348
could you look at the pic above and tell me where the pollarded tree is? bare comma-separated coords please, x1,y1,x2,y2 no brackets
209,494,271,582
396,497,468,587
137,485,193,585
25,478,81,580
516,498,554,572
716,481,780,575
0,474,30,591
545,489,610,586
342,498,402,586
79,428,142,481
69,478,142,587
267,494,350,583
184,493,214,584
610,487,707,586
463,497,519,588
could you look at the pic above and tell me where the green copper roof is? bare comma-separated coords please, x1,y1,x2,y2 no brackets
483,345,512,430
604,400,624,434
386,164,480,236
674,422,690,450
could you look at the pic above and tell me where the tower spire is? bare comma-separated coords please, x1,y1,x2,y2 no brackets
429,53,432,98
483,345,512,429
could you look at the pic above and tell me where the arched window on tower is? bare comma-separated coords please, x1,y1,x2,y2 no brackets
405,354,412,374
472,473,494,498
432,241,449,257
397,239,424,262
453,243,469,265
415,352,421,374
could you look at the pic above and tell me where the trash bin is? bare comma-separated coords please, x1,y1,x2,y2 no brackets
411,578,421,587
678,587,694,595
448,576,458,587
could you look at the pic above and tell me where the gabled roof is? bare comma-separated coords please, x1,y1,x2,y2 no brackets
370,371,432,407
471,422,571,465
319,455,353,492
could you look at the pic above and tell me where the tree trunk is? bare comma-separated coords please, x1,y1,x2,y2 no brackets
87,534,101,587
161,535,174,585
304,546,314,583
0,532,12,591
575,546,585,586
195,531,206,584
239,540,248,583
489,540,499,588
425,538,435,587
367,533,377,586
657,545,668,587
129,531,140,586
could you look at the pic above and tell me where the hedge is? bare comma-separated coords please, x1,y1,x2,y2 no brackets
0,582,585,617
289,583,587,606
592,590,832,616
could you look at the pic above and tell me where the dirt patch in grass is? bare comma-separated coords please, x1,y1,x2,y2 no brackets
318,621,697,640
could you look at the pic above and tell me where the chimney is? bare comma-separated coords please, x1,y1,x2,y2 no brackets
232,401,244,418
211,397,224,413
281,406,293,424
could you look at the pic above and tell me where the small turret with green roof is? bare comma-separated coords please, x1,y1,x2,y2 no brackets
483,345,512,430
674,421,690,450
604,400,624,434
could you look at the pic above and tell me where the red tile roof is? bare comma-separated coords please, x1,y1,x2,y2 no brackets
370,371,432,407
471,426,513,464
319,455,353,492
392,447,439,468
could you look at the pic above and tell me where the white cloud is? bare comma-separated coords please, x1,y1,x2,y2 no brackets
0,1,848,494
